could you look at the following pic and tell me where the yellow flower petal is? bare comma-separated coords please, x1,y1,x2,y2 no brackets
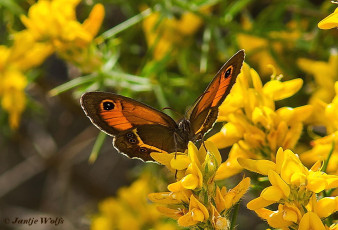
283,204,302,223
298,212,326,230
150,152,174,166
181,174,199,190
167,181,184,192
263,78,303,101
178,211,199,227
280,149,307,185
82,3,105,37
188,141,202,168
224,177,251,209
237,158,276,175
318,7,338,30
266,208,293,229
314,197,338,218
268,170,290,197
247,197,275,210
156,206,183,219
148,192,182,204
204,141,222,167
191,208,204,222
215,186,226,213
261,186,284,202
170,155,190,170
189,195,209,220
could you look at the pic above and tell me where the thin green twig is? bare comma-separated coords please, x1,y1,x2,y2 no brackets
98,8,152,42
89,132,107,164
230,202,240,230
322,141,335,173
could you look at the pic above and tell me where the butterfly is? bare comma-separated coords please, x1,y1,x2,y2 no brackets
81,50,245,161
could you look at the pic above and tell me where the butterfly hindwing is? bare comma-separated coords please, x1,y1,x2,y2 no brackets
80,92,181,161
189,50,245,137
114,125,185,161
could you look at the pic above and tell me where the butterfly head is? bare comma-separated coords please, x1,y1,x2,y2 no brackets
177,119,194,142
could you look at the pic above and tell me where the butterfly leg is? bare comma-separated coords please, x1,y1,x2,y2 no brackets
173,132,179,179
197,133,208,152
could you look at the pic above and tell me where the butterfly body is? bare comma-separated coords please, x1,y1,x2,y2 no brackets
81,50,245,161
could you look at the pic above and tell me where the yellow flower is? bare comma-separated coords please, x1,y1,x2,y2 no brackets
301,132,338,175
177,194,209,227
21,0,104,51
9,31,53,71
0,32,52,129
301,81,338,174
318,7,338,29
209,63,310,179
237,34,282,76
149,142,250,229
142,6,210,60
237,21,301,76
0,68,27,129
239,148,338,229
298,51,338,104
20,0,104,71
91,173,181,230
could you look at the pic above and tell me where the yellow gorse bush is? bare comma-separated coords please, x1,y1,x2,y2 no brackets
0,0,104,129
142,5,211,60
208,63,311,179
91,173,182,230
0,32,52,129
239,148,338,229
149,141,250,229
301,81,338,175
21,0,104,71
298,51,338,104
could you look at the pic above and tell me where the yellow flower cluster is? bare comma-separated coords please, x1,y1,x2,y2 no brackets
208,63,312,179
239,148,338,230
149,141,250,229
142,5,211,60
298,51,338,104
0,32,52,129
21,0,104,71
301,81,338,174
237,20,302,76
1,0,104,129
91,173,181,230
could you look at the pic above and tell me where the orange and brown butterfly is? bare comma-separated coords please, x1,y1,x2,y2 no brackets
81,50,245,161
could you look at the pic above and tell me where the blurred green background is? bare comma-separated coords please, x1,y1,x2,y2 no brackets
0,0,336,229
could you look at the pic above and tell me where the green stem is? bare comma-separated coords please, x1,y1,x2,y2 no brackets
322,141,335,173
98,8,152,41
49,74,97,96
230,202,240,230
89,132,107,164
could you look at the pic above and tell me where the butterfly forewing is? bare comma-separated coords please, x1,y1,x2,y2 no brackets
189,50,245,137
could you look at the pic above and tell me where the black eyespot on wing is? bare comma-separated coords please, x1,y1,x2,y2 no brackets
126,133,135,138
224,67,233,78
103,101,115,110
139,147,148,153
128,138,137,144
